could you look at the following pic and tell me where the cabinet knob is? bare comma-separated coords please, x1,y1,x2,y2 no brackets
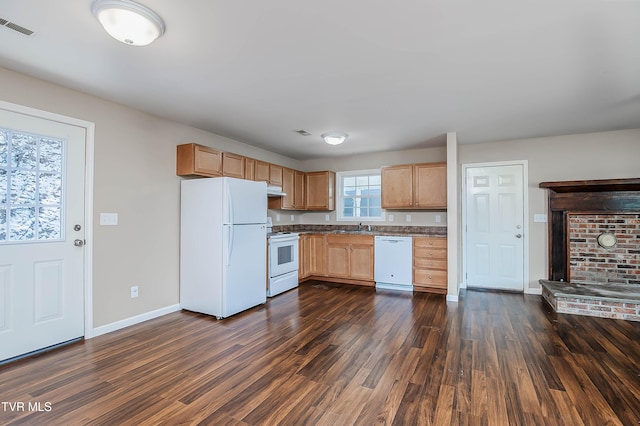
428,275,432,279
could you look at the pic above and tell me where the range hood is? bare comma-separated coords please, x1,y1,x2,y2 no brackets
267,185,286,197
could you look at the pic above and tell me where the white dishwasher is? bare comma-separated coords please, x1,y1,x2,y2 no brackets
374,236,413,291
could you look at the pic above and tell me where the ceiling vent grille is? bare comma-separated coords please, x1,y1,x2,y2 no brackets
1,18,34,36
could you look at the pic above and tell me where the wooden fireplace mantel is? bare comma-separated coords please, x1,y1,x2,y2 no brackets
539,178,640,281
540,178,640,193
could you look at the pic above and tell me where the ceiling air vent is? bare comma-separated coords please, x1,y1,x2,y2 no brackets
295,129,312,136
1,18,34,36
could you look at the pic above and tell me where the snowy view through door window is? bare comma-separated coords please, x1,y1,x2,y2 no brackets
0,128,64,242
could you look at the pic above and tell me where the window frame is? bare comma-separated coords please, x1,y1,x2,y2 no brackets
336,169,385,222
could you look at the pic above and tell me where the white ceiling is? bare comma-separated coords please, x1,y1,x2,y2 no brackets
1,1,639,160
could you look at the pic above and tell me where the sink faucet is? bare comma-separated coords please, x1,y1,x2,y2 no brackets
357,222,362,231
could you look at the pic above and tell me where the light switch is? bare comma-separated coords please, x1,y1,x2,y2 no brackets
534,214,548,223
100,213,118,226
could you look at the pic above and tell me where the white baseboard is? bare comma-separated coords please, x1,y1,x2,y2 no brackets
446,294,459,303
525,287,543,295
88,304,181,339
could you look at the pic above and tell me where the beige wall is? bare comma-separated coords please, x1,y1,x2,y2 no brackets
3,65,638,327
0,67,299,328
268,145,449,227
459,129,640,292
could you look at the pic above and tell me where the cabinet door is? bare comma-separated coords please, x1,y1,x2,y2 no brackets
326,243,350,278
255,160,270,182
299,234,310,279
350,244,374,280
294,170,305,210
381,165,413,208
414,162,447,208
310,234,326,275
176,143,222,177
244,157,255,180
270,164,283,186
305,171,335,211
222,152,245,178
281,168,295,209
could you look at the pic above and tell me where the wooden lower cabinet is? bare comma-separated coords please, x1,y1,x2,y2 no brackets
413,236,448,293
299,234,326,280
325,234,374,283
299,233,373,285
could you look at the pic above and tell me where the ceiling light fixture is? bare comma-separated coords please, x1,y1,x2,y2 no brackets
321,131,348,145
91,0,165,46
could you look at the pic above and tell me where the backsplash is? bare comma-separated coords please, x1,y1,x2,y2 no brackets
568,214,640,285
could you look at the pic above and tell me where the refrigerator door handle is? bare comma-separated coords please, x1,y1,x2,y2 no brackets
226,225,234,266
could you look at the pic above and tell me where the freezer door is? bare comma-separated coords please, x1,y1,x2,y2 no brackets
223,178,268,225
222,224,267,317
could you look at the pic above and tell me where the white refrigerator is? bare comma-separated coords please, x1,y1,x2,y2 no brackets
180,177,268,319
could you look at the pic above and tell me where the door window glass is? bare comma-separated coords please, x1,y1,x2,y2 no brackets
0,128,64,243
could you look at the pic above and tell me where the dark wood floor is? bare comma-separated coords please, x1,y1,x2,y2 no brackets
1,281,639,425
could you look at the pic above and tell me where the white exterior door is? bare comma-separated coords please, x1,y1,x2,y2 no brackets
0,108,86,362
464,163,525,291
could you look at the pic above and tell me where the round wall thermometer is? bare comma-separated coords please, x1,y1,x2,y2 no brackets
597,232,617,248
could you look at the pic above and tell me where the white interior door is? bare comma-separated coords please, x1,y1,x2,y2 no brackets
0,108,86,362
464,163,525,291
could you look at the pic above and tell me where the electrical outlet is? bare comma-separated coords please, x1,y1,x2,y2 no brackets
388,214,394,222
325,214,330,221
405,214,412,223
276,214,281,222
290,215,294,221
435,214,442,223
131,285,139,298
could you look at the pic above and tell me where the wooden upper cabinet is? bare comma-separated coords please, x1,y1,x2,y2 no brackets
244,157,255,180
294,170,305,210
269,164,283,186
414,162,447,208
254,160,270,182
269,167,295,210
222,152,245,179
305,171,335,211
381,164,413,208
381,162,447,209
176,143,222,177
268,168,306,210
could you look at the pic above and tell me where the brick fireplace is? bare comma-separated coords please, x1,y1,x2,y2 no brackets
539,179,640,321
568,214,640,285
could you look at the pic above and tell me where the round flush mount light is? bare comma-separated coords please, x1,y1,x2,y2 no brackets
91,0,165,46
321,131,348,146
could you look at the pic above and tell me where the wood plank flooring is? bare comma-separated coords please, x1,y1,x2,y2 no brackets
1,281,639,425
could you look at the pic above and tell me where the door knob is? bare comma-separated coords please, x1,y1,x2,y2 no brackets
515,234,522,238
74,239,85,247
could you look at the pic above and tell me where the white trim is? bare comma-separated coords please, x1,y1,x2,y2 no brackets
335,169,385,222
525,287,542,295
0,100,96,339
461,160,530,293
91,304,181,338
446,294,459,302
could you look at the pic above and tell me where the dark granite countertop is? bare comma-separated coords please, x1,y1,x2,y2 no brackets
271,224,447,238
